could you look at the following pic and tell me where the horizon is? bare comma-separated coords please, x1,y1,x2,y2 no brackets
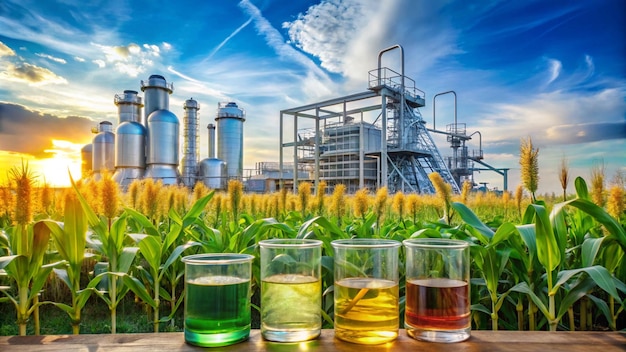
1,0,624,194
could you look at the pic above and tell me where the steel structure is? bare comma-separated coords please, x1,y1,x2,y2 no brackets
279,45,460,194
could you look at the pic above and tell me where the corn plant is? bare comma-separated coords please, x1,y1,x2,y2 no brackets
42,194,94,334
70,177,152,334
124,192,213,332
452,202,516,330
0,222,59,335
510,199,623,331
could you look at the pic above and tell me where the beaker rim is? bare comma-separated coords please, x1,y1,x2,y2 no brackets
403,238,469,249
331,238,401,248
259,238,323,248
181,253,254,264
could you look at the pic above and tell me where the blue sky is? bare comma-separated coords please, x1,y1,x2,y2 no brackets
0,0,624,193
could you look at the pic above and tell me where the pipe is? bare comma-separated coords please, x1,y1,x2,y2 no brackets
432,91,457,131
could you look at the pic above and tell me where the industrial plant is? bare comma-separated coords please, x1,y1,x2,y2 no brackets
81,45,506,194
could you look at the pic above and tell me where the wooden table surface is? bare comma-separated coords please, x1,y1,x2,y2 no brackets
1,329,624,352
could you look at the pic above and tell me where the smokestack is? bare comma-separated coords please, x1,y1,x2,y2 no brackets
208,123,216,158
181,98,200,187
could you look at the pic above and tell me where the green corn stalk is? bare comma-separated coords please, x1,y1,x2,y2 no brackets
42,195,93,334
125,192,212,332
511,201,623,331
69,175,148,334
452,202,515,330
0,222,60,335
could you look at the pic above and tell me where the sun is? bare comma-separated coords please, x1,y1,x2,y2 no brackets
31,140,85,187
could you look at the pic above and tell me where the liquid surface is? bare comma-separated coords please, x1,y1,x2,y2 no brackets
261,274,321,341
184,276,250,347
334,277,399,344
405,278,470,330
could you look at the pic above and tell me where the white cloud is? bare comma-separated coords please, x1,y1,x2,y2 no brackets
0,62,67,85
546,58,561,85
93,59,106,68
74,56,85,62
36,53,67,64
0,41,16,57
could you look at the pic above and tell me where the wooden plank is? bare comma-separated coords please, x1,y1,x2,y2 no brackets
0,330,624,352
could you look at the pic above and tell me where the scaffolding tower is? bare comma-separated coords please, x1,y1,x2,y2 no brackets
279,45,461,194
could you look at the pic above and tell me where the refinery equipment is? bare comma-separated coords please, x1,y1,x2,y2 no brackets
198,123,227,189
216,102,246,179
81,143,92,177
81,74,245,190
142,74,181,185
112,90,146,188
181,99,200,187
91,121,114,180
279,45,464,194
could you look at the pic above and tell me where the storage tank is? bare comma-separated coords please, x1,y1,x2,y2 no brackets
198,123,225,189
198,158,227,189
115,90,142,123
144,109,181,185
92,121,115,180
216,102,245,179
81,143,92,178
113,90,145,188
181,98,200,187
113,121,146,187
141,74,180,185
141,74,172,124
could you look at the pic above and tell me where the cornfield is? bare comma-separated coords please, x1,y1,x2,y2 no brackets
0,164,625,335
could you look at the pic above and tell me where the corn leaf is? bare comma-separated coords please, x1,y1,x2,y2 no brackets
581,237,605,268
138,235,161,273
574,176,590,200
451,202,494,239
556,276,596,320
182,192,214,228
552,266,620,302
527,204,560,272
510,282,551,319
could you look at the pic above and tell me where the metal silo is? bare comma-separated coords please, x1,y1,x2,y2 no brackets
141,74,180,185
115,90,142,123
141,74,172,124
144,109,181,185
216,102,245,179
181,98,200,187
198,123,226,189
113,90,145,188
81,143,92,178
92,121,115,180
198,158,226,189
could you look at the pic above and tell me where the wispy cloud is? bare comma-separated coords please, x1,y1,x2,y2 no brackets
36,53,67,64
205,17,253,62
545,58,561,85
237,0,333,98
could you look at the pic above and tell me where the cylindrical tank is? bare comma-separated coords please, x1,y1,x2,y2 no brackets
113,121,146,187
114,90,143,124
207,123,216,158
92,121,115,178
81,143,92,177
216,102,245,179
181,98,200,187
144,109,180,185
198,157,226,190
141,74,173,124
